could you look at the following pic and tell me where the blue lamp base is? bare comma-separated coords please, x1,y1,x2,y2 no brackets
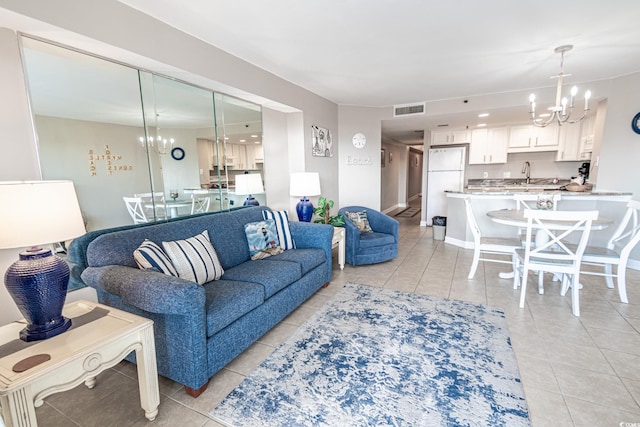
243,196,260,206
5,248,72,342
296,197,314,222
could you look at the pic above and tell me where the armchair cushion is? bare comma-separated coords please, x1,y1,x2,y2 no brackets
359,232,396,249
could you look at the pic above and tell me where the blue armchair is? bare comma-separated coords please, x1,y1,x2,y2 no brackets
338,206,399,266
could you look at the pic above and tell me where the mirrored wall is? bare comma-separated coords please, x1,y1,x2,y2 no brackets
21,36,264,231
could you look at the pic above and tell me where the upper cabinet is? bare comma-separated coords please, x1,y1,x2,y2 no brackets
431,129,471,145
555,114,596,161
508,125,558,152
469,128,508,164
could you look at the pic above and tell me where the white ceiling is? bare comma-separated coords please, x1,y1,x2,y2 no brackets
115,0,640,143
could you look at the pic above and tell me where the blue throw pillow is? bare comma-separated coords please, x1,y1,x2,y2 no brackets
133,240,178,276
262,210,295,250
244,219,284,260
162,230,224,284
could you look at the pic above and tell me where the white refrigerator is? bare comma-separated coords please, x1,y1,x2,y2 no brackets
426,146,466,226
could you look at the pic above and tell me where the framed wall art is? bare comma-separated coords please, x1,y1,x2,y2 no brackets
381,149,386,167
311,125,333,157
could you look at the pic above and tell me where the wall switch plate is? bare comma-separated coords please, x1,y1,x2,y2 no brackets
503,171,511,178
483,171,489,178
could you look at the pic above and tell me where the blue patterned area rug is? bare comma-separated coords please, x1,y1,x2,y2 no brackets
210,284,530,426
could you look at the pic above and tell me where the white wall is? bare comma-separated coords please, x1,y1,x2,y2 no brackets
338,105,386,209
595,72,640,196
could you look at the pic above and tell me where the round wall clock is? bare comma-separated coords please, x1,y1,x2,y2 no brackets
352,133,367,148
171,147,185,160
632,112,640,135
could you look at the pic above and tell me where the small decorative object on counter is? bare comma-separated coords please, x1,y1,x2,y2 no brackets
536,195,554,210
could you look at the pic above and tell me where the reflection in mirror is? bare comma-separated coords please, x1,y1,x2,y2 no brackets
214,94,265,207
22,37,150,230
21,36,265,231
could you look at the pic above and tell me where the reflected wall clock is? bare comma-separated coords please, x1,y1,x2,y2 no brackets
171,147,185,160
632,112,640,135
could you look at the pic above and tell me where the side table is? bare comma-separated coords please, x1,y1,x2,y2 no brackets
332,227,345,270
0,300,159,426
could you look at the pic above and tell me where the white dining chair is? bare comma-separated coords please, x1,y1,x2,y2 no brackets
464,198,522,279
190,193,211,215
578,200,640,303
135,191,167,220
513,193,561,241
514,209,599,316
123,196,149,224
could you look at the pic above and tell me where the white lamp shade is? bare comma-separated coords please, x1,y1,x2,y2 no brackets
290,172,321,197
0,181,86,249
235,174,264,195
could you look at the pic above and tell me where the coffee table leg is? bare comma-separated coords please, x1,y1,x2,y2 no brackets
135,326,160,421
1,387,37,427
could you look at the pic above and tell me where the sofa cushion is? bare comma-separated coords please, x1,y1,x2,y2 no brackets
262,248,325,276
221,260,302,299
133,240,178,276
204,280,264,337
344,210,373,233
244,219,284,260
359,232,396,249
162,230,224,284
262,210,295,250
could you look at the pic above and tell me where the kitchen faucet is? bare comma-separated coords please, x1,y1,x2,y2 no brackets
522,161,531,184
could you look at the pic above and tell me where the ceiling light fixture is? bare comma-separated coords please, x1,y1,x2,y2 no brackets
529,45,591,127
138,135,175,155
478,113,489,118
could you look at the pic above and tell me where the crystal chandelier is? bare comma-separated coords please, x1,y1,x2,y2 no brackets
529,45,591,127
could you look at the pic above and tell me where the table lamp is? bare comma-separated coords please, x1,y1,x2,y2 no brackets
235,174,264,206
289,172,321,222
0,181,86,342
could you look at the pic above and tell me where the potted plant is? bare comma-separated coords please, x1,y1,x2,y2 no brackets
313,197,345,227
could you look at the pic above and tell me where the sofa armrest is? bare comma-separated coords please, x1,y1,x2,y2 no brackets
289,222,333,281
81,265,206,316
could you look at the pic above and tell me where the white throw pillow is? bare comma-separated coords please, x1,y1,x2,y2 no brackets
262,210,295,250
162,230,224,284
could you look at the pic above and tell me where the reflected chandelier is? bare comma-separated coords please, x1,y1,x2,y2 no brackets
529,45,591,127
138,135,175,155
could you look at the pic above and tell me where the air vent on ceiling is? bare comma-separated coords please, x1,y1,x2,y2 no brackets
393,102,425,118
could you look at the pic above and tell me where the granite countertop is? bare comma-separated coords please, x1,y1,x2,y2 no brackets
466,178,571,191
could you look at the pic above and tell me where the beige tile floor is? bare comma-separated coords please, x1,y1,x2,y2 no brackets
35,203,640,427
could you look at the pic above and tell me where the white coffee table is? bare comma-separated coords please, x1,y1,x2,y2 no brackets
0,300,159,426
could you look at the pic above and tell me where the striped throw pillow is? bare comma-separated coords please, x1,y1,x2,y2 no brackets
162,230,224,284
133,240,178,276
262,210,295,250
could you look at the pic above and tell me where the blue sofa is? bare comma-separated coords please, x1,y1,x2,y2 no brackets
80,206,333,397
338,206,399,266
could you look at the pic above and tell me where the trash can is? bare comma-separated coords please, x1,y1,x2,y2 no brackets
432,216,447,241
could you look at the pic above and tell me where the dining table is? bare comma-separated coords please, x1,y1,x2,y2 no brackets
486,208,614,279
145,199,192,218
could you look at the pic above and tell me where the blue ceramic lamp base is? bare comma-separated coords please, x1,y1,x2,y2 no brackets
243,196,260,206
296,197,314,222
5,248,72,342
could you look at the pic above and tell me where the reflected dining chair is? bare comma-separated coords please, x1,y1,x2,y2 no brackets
464,198,521,279
190,192,211,215
134,192,167,220
578,200,640,303
123,196,149,224
514,209,599,316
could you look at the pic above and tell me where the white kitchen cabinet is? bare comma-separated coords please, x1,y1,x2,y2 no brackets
580,114,596,153
556,123,581,161
469,127,508,164
254,144,264,163
431,129,471,145
508,125,558,152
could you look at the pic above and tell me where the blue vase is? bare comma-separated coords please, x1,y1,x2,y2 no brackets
5,248,72,342
296,197,314,222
